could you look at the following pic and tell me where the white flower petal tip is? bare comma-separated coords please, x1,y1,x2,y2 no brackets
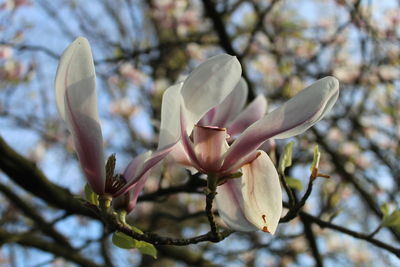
223,76,339,168
241,150,282,234
180,54,242,133
272,76,340,139
55,37,96,121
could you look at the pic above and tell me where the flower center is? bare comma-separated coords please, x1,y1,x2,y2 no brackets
193,125,228,173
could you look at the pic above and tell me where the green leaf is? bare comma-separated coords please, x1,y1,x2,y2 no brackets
279,142,294,175
136,241,157,259
310,145,321,171
382,210,400,228
84,183,99,206
112,231,139,249
112,231,157,258
380,203,390,217
285,176,303,191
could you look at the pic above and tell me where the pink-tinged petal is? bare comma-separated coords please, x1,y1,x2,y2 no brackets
122,151,152,183
221,150,260,174
112,170,149,213
227,94,267,137
193,125,227,173
57,37,105,195
158,82,183,149
241,151,282,234
258,139,276,154
169,141,193,167
223,77,339,168
181,54,242,134
198,107,216,126
65,109,105,194
125,171,150,213
179,109,204,171
273,76,339,139
117,142,178,196
209,78,248,127
136,142,178,181
215,178,258,232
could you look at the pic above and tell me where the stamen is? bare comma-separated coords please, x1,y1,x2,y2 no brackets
105,174,127,195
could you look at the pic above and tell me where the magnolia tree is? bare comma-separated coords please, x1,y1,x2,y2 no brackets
0,0,399,266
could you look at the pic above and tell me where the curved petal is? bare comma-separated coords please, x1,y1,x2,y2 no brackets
273,77,339,139
179,108,203,171
258,139,276,154
227,94,267,137
221,150,260,174
215,178,257,232
122,151,152,183
117,142,178,196
209,78,248,127
241,150,282,234
125,171,150,213
55,37,97,121
223,77,339,168
198,107,216,126
169,141,193,167
181,54,242,134
65,109,105,194
112,171,150,213
57,37,105,195
136,142,178,182
158,82,183,149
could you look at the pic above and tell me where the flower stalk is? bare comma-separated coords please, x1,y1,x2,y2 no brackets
205,174,221,240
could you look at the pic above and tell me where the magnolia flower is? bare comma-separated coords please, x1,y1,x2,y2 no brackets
158,54,339,234
55,37,175,201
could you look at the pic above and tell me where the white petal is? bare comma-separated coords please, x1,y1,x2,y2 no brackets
181,54,242,134
223,76,339,168
169,141,193,167
227,94,267,137
215,178,258,232
158,82,183,149
57,37,105,194
55,37,96,121
273,76,339,139
241,150,282,234
210,78,248,127
123,151,152,183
